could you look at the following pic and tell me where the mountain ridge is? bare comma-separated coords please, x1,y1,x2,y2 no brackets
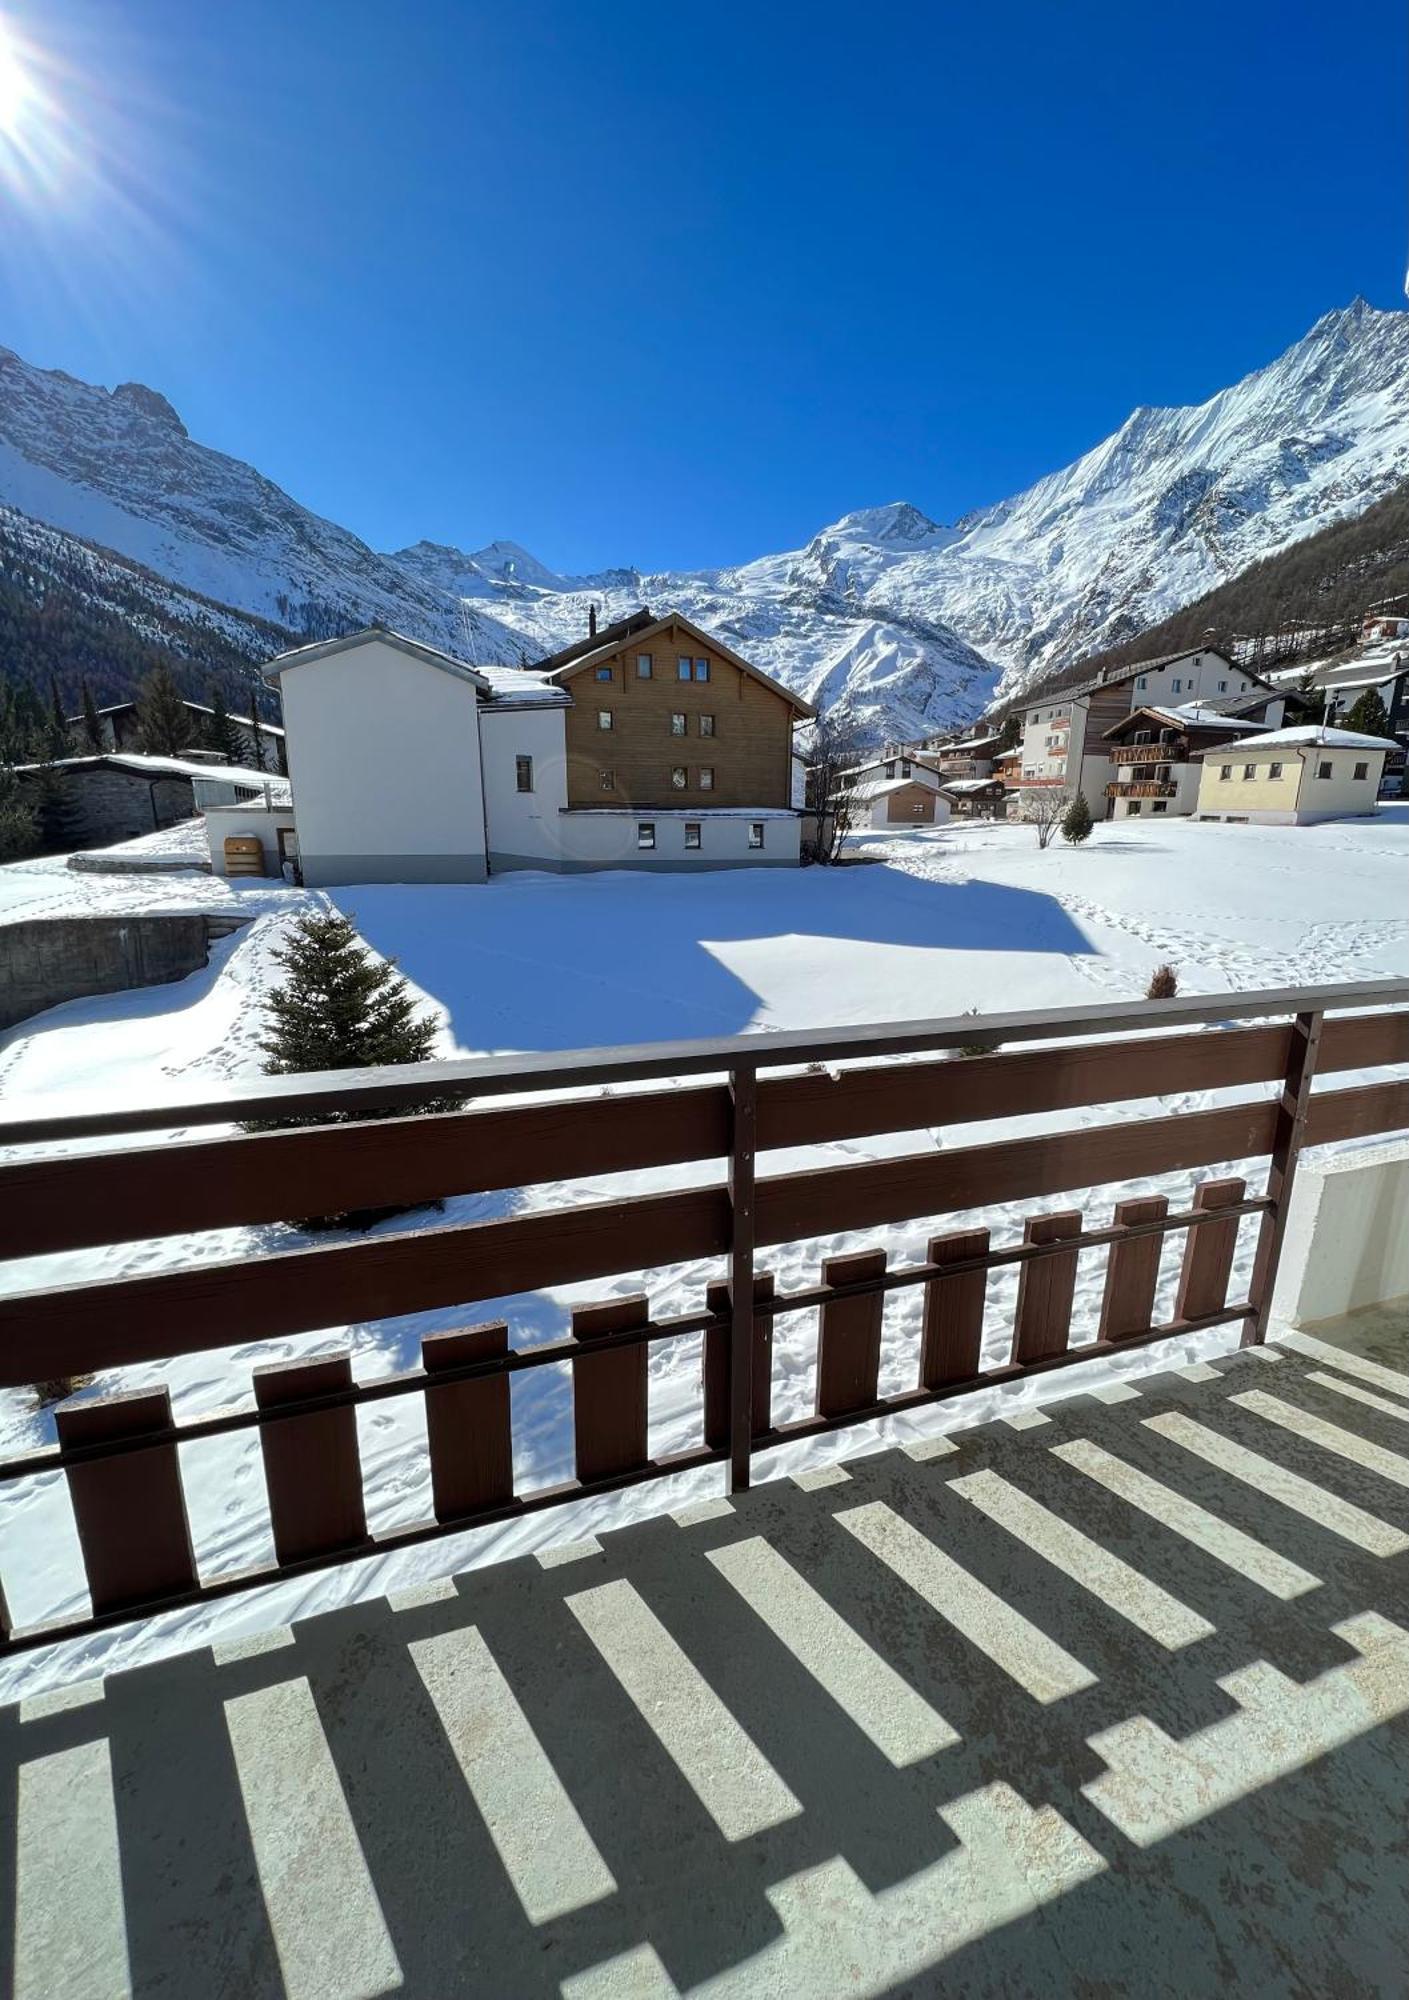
1,300,1405,742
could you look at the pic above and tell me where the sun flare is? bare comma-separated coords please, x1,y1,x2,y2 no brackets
0,18,35,137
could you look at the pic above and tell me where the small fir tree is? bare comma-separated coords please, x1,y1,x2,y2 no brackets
248,700,265,770
135,664,191,755
80,678,105,753
1344,687,1389,738
1061,791,1094,844
206,685,240,765
47,677,70,759
258,910,440,1087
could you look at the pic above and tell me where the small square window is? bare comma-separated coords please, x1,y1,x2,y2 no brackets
636,654,653,678
670,712,687,736
748,822,764,849
699,767,715,791
901,760,912,776
1151,800,1168,813
1217,680,1228,691
1316,760,1332,780
699,713,715,737
885,761,896,778
637,822,655,849
684,821,701,849
598,709,613,731
1242,764,1255,779
515,755,533,793
599,769,614,791
1354,760,1369,780
677,658,693,681
1171,679,1182,693
1268,761,1283,779
1219,765,1232,780
693,658,710,682
595,666,613,682
671,765,687,789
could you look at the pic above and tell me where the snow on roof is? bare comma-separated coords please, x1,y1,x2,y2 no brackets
939,776,1002,794
1223,725,1398,753
857,776,930,799
20,751,287,789
476,665,570,706
939,733,1001,753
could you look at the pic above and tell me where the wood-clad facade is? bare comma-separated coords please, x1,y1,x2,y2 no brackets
555,615,806,810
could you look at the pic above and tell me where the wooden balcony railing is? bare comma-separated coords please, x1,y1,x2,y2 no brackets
1,979,1407,1655
1110,739,1186,764
1106,780,1179,799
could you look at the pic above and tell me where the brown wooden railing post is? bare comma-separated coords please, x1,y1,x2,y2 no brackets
727,1063,758,1493
1242,1009,1323,1346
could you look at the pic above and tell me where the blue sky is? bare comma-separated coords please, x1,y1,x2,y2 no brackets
0,0,1404,574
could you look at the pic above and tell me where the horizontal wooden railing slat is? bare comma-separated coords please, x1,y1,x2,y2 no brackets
4,1006,1404,1259
5,1074,1408,1389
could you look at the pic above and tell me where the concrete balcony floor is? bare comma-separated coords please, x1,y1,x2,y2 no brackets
6,1305,1409,1998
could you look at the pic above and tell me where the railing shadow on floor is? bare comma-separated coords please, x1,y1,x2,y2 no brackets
5,1339,1409,1998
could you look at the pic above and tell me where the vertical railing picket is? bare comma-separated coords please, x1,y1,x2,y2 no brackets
1242,1009,1323,1345
726,1063,759,1492
1174,1178,1247,1324
423,1322,513,1521
254,1353,368,1566
1012,1211,1082,1364
920,1228,989,1388
1098,1195,1169,1341
55,1387,198,1615
571,1297,650,1484
816,1249,887,1417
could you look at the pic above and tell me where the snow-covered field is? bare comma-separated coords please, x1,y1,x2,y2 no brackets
1,809,1406,1697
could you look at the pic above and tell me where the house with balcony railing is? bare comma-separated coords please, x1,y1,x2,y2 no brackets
1102,704,1277,819
3,980,1408,1993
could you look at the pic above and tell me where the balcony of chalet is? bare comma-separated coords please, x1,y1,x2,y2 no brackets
2,982,1408,1996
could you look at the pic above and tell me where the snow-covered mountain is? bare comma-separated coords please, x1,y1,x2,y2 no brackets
1,300,1406,742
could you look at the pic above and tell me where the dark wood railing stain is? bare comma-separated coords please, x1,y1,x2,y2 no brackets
1,977,1406,1655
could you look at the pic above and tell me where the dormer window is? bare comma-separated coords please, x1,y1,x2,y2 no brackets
595,666,613,682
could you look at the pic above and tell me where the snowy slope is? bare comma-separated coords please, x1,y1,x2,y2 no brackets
2,301,1407,741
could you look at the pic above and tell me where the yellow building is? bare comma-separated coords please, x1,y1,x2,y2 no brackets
1195,726,1394,825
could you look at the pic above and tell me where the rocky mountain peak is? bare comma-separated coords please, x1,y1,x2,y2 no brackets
110,382,188,436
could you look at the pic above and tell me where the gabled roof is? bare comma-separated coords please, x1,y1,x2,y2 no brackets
527,608,658,676
1221,725,1398,754
262,625,492,693
1025,646,1270,712
537,610,816,718
66,698,286,734
1103,704,1269,740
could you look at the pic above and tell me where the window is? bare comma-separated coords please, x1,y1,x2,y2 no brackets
637,822,655,849
1219,765,1232,781
595,666,613,683
598,709,613,731
699,767,715,791
1217,680,1228,691
515,755,533,793
1135,677,1147,690
1316,760,1333,780
1152,800,1168,813
748,821,764,849
599,769,614,791
1268,761,1283,779
636,654,653,678
1354,760,1369,780
885,760,896,778
901,759,912,776
1171,679,1182,693
699,714,715,738
693,658,710,682
684,821,701,850
1134,729,1151,744
1128,801,1142,815
670,712,687,736
677,658,693,681
671,765,687,789
1242,764,1255,780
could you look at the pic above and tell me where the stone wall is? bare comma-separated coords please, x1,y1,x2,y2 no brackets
0,915,233,1031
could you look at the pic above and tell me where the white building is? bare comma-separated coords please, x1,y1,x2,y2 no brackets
1018,649,1281,817
212,621,812,884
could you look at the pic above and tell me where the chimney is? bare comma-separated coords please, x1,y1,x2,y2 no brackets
588,604,598,638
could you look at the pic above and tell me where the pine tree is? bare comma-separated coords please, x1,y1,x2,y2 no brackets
46,677,70,760
248,700,265,771
0,762,37,862
135,664,192,755
258,911,440,1084
206,685,240,765
996,710,1022,752
1061,791,1094,844
1344,686,1389,737
80,678,105,753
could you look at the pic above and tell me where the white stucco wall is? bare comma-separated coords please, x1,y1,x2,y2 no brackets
1125,653,1254,705
1272,1137,1409,1325
480,705,572,869
556,810,800,869
275,638,488,884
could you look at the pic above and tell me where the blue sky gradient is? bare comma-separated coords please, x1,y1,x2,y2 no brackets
0,0,1403,572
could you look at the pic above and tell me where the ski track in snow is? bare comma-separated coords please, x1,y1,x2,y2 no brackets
0,808,1406,1696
